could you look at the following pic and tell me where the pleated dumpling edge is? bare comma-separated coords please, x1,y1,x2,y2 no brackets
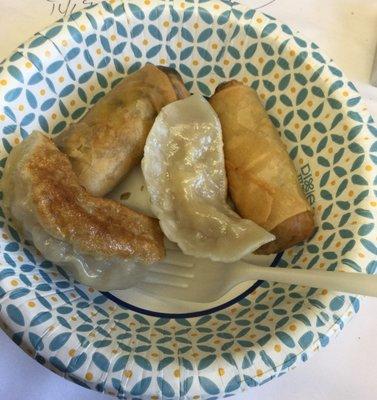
142,94,275,263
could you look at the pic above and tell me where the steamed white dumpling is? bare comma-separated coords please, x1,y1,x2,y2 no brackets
142,94,275,262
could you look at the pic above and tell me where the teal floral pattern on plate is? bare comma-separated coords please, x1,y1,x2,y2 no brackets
0,0,376,398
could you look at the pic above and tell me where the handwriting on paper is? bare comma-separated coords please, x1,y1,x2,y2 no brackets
46,0,278,16
46,0,100,16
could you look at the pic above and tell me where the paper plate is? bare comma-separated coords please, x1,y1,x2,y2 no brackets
0,0,376,398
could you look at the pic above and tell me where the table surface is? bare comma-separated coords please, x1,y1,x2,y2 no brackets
0,1,376,399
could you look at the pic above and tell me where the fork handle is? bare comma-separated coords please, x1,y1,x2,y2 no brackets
242,263,377,297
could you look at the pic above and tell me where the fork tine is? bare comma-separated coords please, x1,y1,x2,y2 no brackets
149,263,194,278
164,250,195,268
143,272,189,288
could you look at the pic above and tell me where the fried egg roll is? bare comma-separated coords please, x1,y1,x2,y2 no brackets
55,64,189,196
209,81,315,254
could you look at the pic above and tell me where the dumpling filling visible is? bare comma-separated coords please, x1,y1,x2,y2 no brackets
142,94,275,262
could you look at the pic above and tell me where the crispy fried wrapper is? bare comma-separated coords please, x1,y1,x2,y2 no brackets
55,64,189,196
210,81,315,254
2,132,165,290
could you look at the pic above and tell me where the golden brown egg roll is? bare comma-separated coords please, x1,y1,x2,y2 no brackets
209,81,315,254
55,64,189,197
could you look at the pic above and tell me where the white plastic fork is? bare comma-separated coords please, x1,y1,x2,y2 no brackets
138,248,377,303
